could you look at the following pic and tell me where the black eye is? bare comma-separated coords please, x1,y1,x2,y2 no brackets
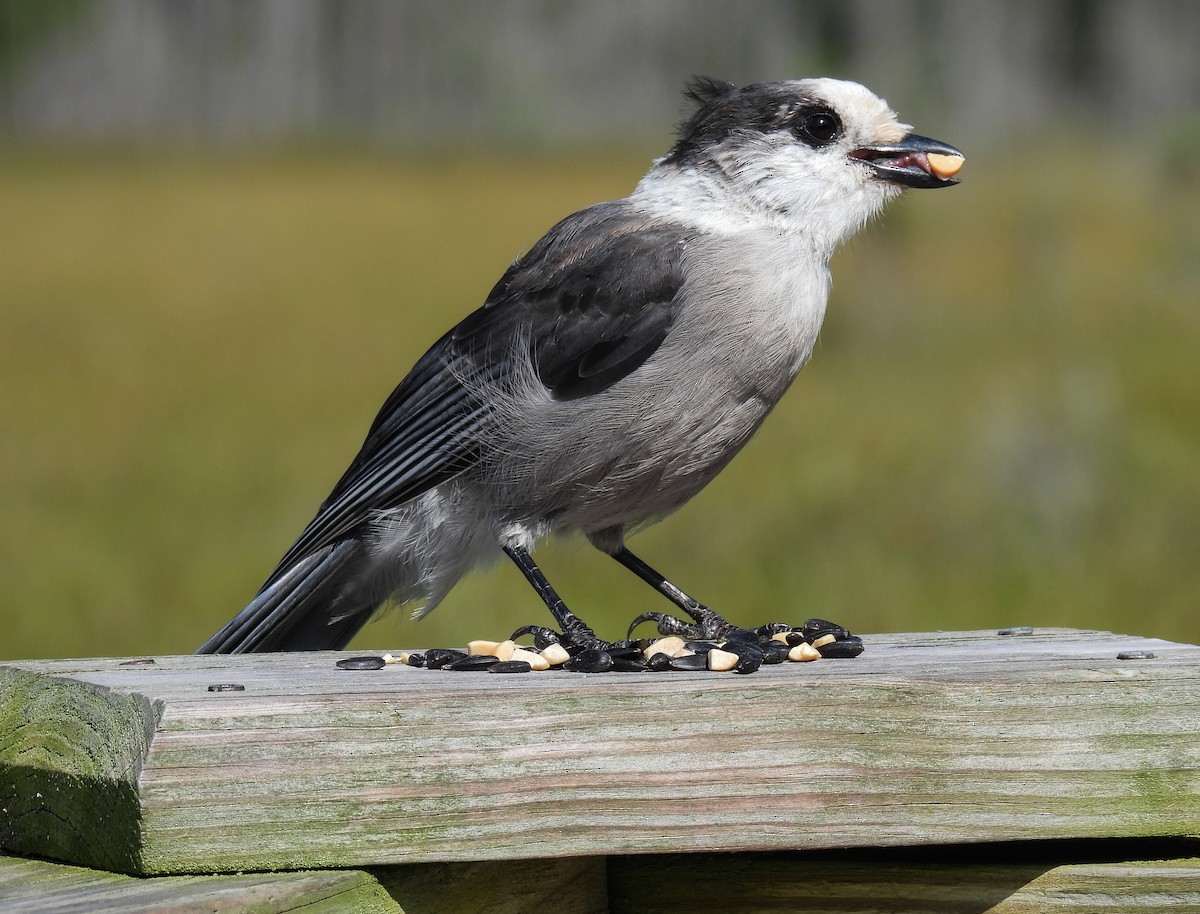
799,109,840,145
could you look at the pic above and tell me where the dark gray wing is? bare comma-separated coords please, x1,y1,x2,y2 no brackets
261,201,689,586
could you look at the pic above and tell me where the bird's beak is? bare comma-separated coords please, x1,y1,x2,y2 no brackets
851,133,964,189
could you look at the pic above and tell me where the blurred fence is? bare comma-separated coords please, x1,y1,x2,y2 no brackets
1,0,1198,148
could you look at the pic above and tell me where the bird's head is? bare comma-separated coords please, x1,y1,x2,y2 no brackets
650,77,963,246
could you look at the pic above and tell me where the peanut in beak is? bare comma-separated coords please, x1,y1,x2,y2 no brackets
927,151,964,179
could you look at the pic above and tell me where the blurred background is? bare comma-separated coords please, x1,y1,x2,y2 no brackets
1,0,1197,660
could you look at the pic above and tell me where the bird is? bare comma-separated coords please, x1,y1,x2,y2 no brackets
197,76,963,654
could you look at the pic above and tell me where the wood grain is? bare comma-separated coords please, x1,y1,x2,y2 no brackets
0,854,398,913
2,629,1198,876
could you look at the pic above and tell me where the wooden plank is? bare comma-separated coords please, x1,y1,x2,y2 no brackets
608,850,1200,913
0,854,398,913
0,667,157,872
373,856,608,914
2,629,1199,875
0,853,606,914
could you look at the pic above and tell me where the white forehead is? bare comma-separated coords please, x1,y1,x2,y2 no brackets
791,78,910,144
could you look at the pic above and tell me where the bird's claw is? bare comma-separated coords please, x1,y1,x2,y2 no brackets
626,606,742,641
509,623,636,654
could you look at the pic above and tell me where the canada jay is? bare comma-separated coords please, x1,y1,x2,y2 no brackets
198,77,963,654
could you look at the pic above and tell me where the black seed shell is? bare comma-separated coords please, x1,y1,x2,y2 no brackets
336,656,386,670
447,655,505,671
646,652,673,671
816,637,864,659
759,641,791,664
489,660,533,673
424,648,468,669
802,618,851,641
564,649,614,673
611,657,651,672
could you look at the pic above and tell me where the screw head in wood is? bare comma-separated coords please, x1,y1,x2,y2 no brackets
1116,651,1156,660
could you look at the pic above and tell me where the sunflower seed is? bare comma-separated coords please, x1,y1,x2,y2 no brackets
424,648,468,669
564,649,614,673
489,660,533,673
447,655,504,671
540,643,571,666
644,636,686,659
816,637,864,659
669,653,709,671
788,643,822,662
336,656,386,670
511,647,550,671
707,648,739,671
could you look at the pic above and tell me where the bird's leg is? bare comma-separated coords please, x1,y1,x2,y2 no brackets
610,546,743,640
502,544,612,650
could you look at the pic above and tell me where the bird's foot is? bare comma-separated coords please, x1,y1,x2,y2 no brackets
507,624,644,672
507,623,628,653
626,603,748,641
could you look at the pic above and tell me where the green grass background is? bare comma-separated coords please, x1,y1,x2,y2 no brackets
1,145,1197,659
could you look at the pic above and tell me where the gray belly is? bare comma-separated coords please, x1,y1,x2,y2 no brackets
484,318,809,536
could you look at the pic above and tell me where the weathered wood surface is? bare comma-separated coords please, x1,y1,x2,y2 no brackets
0,854,607,914
0,854,398,913
608,849,1200,913
6,847,1200,914
2,629,1198,875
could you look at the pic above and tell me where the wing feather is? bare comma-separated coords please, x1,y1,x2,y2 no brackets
261,201,690,587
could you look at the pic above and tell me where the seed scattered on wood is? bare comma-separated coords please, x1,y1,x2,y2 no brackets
447,654,506,671
423,648,467,669
397,614,864,674
608,645,646,661
732,652,762,674
336,656,387,670
802,618,850,641
669,653,709,671
489,660,533,673
788,643,822,662
511,647,550,671
611,657,651,672
646,652,672,671
644,636,686,659
564,649,614,673
720,641,763,658
759,641,791,664
707,648,739,672
540,643,571,666
206,683,245,692
816,637,864,658
724,628,759,643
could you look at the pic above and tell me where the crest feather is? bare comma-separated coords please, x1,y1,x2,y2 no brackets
683,76,737,109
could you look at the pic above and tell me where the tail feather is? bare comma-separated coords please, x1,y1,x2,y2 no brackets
196,541,367,653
